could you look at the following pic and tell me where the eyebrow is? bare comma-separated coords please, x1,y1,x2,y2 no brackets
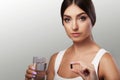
63,12,86,18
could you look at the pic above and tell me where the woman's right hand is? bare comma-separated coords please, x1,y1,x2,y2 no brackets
25,64,37,80
25,64,46,80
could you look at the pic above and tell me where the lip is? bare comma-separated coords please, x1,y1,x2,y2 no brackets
71,33,81,37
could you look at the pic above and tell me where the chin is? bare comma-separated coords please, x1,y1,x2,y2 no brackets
70,35,90,43
71,37,89,43
72,38,84,43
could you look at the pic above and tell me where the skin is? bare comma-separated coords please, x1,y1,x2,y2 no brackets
25,3,120,80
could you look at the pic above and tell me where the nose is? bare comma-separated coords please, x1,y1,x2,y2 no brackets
72,20,79,31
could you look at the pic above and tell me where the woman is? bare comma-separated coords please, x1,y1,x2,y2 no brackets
25,0,120,80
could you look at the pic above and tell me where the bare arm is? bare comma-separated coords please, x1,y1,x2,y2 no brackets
99,53,120,80
46,53,58,80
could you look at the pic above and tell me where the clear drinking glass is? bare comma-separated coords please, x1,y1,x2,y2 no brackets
33,56,47,80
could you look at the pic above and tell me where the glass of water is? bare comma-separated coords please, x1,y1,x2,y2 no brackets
33,56,47,80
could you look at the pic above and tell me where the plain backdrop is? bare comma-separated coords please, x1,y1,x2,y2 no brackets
0,0,120,80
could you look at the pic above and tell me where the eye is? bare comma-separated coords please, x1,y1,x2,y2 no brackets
79,16,87,21
63,18,71,23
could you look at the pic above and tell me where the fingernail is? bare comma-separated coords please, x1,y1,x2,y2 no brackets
32,72,37,75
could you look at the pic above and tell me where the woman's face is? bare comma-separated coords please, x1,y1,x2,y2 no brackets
63,4,93,43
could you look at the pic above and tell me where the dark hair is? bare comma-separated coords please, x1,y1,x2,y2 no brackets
61,0,96,26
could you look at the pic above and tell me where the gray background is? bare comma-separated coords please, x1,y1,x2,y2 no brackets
0,0,120,80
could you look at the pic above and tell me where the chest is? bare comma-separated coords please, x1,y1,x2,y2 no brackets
57,53,94,78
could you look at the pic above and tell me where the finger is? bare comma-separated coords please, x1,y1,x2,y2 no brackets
70,61,81,69
81,64,95,72
74,62,91,77
26,65,37,78
70,61,81,65
71,61,96,77
81,64,96,77
26,68,37,74
25,69,37,79
70,61,88,69
71,69,86,79
29,64,36,70
25,73,36,79
70,61,89,73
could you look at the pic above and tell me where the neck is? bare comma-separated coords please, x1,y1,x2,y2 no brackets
71,36,99,54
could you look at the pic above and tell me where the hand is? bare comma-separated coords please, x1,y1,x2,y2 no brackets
70,61,98,80
25,64,46,80
25,64,36,80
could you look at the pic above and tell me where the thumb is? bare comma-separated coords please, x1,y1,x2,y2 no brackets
71,68,86,79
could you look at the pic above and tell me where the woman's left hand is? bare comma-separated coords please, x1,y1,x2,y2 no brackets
70,61,98,80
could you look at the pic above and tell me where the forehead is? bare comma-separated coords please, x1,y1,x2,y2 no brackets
64,4,85,16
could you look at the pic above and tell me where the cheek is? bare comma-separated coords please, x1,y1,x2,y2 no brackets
85,25,91,32
64,25,70,34
83,20,92,32
80,23,92,35
64,23,71,31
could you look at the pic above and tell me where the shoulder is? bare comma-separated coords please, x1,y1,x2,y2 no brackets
100,52,117,68
50,52,58,61
99,52,120,79
46,52,58,79
47,49,65,72
48,52,58,69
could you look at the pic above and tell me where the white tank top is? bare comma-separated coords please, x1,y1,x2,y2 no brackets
54,49,107,80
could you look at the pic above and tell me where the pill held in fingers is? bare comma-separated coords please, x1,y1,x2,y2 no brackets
70,64,73,69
